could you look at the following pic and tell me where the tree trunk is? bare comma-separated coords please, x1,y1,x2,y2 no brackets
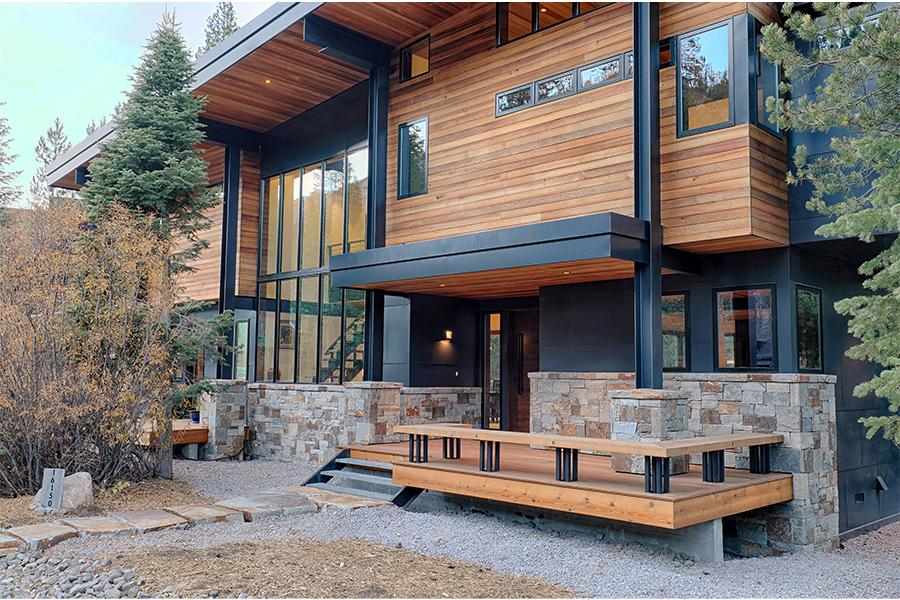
156,417,173,479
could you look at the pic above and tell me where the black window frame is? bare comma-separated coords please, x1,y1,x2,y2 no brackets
399,35,430,83
752,18,782,137
495,82,535,117
495,2,608,46
676,19,736,138
662,291,691,372
397,116,429,200
795,284,824,373
712,284,778,372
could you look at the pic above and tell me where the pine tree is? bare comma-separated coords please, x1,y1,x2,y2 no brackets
196,2,238,58
761,3,900,446
0,102,21,209
85,116,108,136
81,12,232,477
30,117,72,203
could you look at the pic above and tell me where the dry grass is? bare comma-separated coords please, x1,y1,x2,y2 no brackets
114,538,573,598
0,478,212,529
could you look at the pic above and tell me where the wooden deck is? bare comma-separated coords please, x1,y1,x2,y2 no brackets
347,440,793,529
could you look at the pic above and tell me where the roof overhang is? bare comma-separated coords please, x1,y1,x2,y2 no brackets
329,213,652,299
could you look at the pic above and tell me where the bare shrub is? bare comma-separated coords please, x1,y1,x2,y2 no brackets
0,204,173,496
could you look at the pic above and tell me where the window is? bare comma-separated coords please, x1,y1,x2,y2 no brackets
400,36,430,82
755,22,780,134
259,177,280,275
300,163,322,269
323,155,345,264
678,22,732,135
662,293,689,370
535,70,576,104
796,286,822,371
346,147,369,253
281,170,300,272
578,57,622,91
276,279,297,382
398,118,428,198
715,287,776,370
233,320,249,381
496,84,534,116
497,2,604,45
256,282,277,381
297,276,320,382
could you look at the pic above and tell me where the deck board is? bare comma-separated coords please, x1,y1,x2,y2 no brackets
348,439,793,529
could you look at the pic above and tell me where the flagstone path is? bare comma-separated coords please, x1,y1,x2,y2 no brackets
0,485,387,556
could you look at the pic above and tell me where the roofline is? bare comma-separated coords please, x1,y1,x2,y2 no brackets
47,1,323,188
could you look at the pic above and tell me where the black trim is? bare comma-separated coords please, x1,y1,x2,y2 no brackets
675,19,736,138
496,2,610,47
399,35,430,83
712,284,778,372
303,14,391,71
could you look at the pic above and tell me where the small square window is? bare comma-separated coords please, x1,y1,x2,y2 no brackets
398,118,428,198
578,57,622,91
496,83,534,116
535,70,576,104
623,51,634,78
400,36,429,82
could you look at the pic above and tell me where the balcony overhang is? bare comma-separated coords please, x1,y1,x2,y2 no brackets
330,213,655,299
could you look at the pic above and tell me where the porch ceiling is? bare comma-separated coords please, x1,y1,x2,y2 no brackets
313,2,471,48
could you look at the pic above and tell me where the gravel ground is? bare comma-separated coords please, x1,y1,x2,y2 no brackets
37,504,900,598
173,459,315,501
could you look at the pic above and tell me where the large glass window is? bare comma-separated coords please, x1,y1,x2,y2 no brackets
716,287,776,370
756,22,780,134
400,36,430,82
256,282,277,381
497,2,601,45
259,178,280,275
301,163,322,269
297,276,319,382
797,286,822,371
233,320,249,381
323,155,345,264
662,293,688,370
346,147,368,253
343,288,367,382
678,22,732,135
398,118,428,199
280,171,300,272
276,279,297,382
319,274,343,384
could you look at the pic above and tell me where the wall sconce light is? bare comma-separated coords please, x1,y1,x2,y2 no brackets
444,329,453,341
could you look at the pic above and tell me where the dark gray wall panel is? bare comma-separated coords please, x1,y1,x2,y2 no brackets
382,294,411,385
407,294,479,388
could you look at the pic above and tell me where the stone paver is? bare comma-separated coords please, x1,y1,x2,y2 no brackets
279,485,390,510
164,504,243,525
4,522,77,551
60,516,137,537
0,532,21,555
110,510,190,533
214,497,283,522
247,491,318,516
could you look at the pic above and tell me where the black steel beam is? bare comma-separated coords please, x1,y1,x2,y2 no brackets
632,2,663,390
303,14,391,71
217,144,242,379
200,118,263,149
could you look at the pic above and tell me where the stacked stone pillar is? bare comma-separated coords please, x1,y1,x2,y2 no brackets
608,388,691,474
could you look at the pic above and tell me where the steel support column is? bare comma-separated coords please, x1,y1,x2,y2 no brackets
217,144,242,379
364,65,389,381
632,3,663,389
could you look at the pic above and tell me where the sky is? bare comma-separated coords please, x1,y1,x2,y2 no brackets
0,1,271,206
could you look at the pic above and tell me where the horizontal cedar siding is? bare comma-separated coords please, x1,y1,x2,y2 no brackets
176,202,223,302
236,150,261,298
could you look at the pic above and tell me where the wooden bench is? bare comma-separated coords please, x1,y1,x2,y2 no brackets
392,424,782,494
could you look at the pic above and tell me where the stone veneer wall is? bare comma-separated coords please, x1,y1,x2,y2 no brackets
529,371,838,556
201,381,482,465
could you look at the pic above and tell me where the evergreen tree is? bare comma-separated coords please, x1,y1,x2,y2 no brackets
0,102,21,209
85,116,108,136
81,12,232,477
196,2,238,58
761,3,900,446
30,117,72,202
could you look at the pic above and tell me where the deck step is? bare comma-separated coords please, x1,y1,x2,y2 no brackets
321,469,398,487
306,482,395,502
335,457,394,472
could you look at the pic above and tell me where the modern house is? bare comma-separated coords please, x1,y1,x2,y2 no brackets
48,1,898,558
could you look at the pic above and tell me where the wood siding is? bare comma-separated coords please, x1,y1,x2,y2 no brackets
236,150,261,298
384,2,788,255
176,201,223,303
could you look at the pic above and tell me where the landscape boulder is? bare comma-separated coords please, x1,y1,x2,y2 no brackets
29,472,94,515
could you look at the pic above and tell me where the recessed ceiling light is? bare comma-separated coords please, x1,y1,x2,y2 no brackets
540,7,547,12
439,283,446,287
563,271,571,275
265,79,272,84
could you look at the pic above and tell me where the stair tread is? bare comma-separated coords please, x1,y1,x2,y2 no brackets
321,469,400,488
335,457,394,471
307,482,396,502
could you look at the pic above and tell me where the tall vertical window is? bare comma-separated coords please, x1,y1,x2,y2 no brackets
233,320,249,381
398,118,428,198
797,286,822,371
716,287,776,370
678,22,732,135
662,293,689,370
756,22,780,134
256,146,368,384
259,178,280,275
400,36,430,82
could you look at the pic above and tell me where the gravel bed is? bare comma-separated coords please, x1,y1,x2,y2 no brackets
31,504,900,598
172,459,316,501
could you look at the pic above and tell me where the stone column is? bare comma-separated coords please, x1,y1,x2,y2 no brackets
609,388,691,474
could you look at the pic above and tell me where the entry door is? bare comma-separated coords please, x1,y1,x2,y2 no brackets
506,309,539,433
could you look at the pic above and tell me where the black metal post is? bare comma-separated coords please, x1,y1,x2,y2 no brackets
217,145,242,379
408,434,415,462
632,2,663,390
750,445,771,474
644,456,671,493
702,450,726,483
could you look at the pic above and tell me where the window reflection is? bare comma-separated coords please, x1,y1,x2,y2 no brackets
679,23,731,133
276,279,297,382
301,164,322,269
662,294,688,370
323,156,345,264
281,171,300,272
256,282,277,381
260,178,280,275
797,287,822,371
319,274,343,383
716,288,775,370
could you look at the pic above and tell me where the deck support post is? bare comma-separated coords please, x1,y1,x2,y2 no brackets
479,440,500,472
408,434,429,463
749,444,771,474
442,437,461,460
702,450,726,483
644,456,670,493
555,448,579,482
